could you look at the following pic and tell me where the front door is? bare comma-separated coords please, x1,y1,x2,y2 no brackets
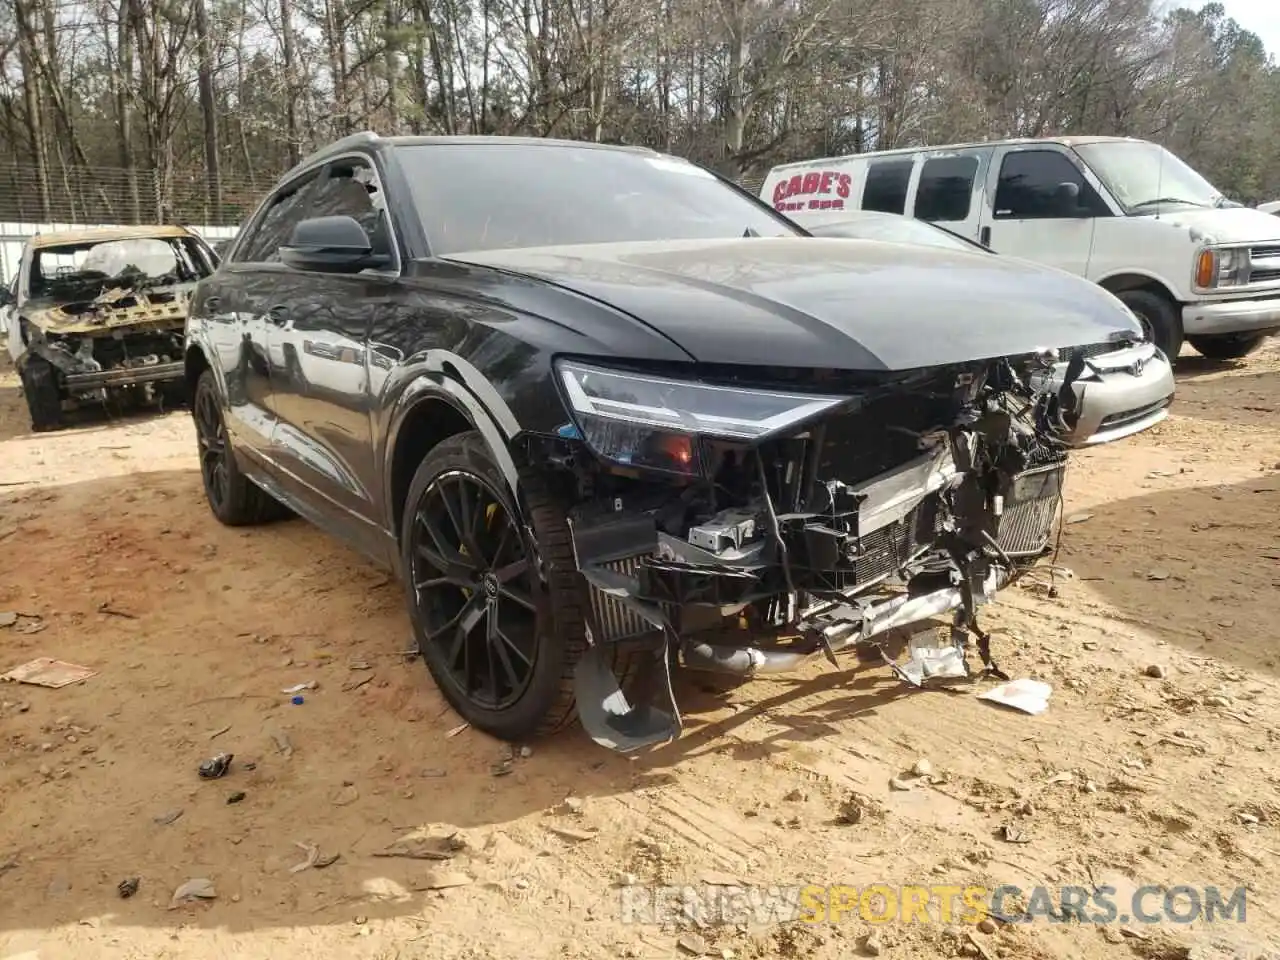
266,154,400,558
978,147,1109,277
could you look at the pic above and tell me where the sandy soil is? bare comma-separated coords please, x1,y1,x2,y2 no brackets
0,342,1278,960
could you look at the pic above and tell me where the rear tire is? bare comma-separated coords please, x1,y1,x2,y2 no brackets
400,430,632,742
192,369,289,526
1117,289,1182,361
1187,332,1268,360
19,356,63,432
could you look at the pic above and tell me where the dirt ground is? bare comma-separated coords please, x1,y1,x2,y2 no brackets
1,342,1279,960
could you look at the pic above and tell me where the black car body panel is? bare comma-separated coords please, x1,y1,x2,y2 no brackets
184,132,1107,754
441,238,1140,370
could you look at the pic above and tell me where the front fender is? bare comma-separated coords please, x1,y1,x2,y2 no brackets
381,359,524,511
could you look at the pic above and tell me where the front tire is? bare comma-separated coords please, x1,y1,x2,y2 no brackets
1117,289,1183,361
192,369,288,526
400,430,601,742
1187,332,1268,360
19,357,63,432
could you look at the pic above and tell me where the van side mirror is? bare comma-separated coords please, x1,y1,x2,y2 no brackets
0,288,12,307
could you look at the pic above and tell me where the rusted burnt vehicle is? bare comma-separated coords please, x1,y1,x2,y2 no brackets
1,225,220,431
184,132,1148,754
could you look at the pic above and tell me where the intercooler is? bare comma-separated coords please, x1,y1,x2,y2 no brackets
587,554,655,643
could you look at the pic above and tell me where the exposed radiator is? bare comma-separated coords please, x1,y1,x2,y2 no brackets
996,458,1066,557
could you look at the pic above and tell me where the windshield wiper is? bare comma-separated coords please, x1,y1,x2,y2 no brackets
1131,197,1209,210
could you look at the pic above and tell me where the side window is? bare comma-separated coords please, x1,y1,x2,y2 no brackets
914,156,980,222
993,151,1107,219
861,160,914,214
235,178,317,263
308,158,395,261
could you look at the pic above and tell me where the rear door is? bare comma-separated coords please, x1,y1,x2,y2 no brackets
978,146,1109,276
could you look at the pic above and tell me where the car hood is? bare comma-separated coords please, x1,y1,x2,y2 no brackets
441,238,1140,370
1141,206,1280,245
21,281,196,335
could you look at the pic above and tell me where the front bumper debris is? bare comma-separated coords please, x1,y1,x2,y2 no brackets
63,360,185,391
565,430,1067,753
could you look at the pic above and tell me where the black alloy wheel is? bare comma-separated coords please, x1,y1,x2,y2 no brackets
192,368,290,525
409,469,540,711
195,377,231,513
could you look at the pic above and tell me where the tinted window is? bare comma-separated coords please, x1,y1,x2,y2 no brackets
914,156,979,221
236,178,317,263
994,150,1105,219
394,144,801,255
861,160,914,214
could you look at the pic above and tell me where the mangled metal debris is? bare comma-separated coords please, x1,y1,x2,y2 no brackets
550,354,1078,753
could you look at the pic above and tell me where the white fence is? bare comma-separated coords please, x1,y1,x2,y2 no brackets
0,221,241,284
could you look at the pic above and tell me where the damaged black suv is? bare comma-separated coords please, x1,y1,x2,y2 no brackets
185,132,1142,753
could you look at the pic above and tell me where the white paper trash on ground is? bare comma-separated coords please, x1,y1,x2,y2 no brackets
977,678,1052,715
1,658,97,688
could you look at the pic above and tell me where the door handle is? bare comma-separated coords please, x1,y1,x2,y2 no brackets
267,304,289,325
203,295,221,312
979,226,991,247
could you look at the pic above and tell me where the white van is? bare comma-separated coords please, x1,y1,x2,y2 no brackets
760,137,1280,360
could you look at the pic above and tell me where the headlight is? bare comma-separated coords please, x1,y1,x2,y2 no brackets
555,358,850,476
1194,246,1248,289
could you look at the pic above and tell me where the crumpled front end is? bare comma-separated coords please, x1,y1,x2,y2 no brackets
536,355,1077,753
19,283,192,402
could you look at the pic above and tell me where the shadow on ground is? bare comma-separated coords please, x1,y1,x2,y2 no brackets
1055,473,1280,673
0,466,909,937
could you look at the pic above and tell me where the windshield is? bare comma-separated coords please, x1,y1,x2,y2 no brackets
1073,142,1232,213
808,215,984,252
29,236,209,300
394,143,803,255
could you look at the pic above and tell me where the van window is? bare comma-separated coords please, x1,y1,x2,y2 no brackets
914,156,979,221
994,150,1107,219
861,160,913,214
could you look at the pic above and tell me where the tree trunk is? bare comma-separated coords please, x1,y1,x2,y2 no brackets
194,0,221,222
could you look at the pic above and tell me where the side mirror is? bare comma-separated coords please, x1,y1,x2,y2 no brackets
0,288,12,308
279,215,389,274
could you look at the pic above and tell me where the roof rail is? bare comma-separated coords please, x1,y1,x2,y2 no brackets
272,130,381,189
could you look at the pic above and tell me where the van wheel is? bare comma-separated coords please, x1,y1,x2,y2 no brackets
1186,333,1267,361
19,357,63,432
1117,290,1182,361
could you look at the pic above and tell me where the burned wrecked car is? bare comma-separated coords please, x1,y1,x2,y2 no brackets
2,225,219,431
185,133,1143,753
